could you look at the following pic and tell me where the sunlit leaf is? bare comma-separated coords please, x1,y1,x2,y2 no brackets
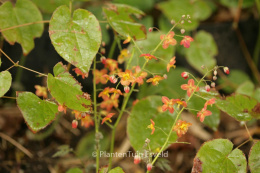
49,6,101,73
216,94,260,121
0,0,43,54
193,139,247,172
66,168,83,173
185,31,217,74
32,0,70,13
108,167,125,173
128,96,178,153
103,3,146,40
113,0,155,12
236,80,254,97
47,62,92,112
249,141,260,173
17,92,58,133
0,71,12,97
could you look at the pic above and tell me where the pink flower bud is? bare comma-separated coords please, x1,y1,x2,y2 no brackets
181,29,185,34
163,74,167,79
134,155,141,164
124,86,130,93
58,105,64,112
224,67,229,74
102,41,106,47
72,120,78,129
181,72,189,79
100,48,106,54
109,75,118,84
213,76,217,81
101,56,106,64
148,27,153,32
147,163,152,171
81,113,86,118
201,65,205,69
211,82,215,88
214,70,217,76
205,85,210,92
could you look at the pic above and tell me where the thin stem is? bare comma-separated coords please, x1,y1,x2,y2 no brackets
108,37,117,58
235,139,250,150
194,93,207,100
0,21,49,32
93,57,100,173
17,65,47,77
245,124,253,140
0,48,15,65
253,0,260,64
0,96,16,99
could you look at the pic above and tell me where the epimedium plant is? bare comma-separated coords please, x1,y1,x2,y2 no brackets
0,0,260,173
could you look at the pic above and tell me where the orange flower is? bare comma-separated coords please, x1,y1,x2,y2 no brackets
100,94,119,111
180,36,194,48
160,31,177,49
72,110,82,119
204,98,216,109
133,66,147,85
58,104,67,114
140,54,158,60
167,56,176,72
110,88,123,95
181,79,199,97
101,113,115,124
197,108,212,122
98,87,111,99
173,120,192,137
174,99,187,108
147,119,155,134
35,85,47,98
93,69,108,84
73,68,88,79
123,35,131,44
146,75,164,85
118,49,130,64
133,99,139,106
118,70,135,86
104,58,118,72
81,114,94,128
162,96,175,113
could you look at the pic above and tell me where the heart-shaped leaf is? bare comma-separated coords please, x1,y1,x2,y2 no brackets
0,0,43,55
103,3,146,40
185,31,217,74
249,141,260,173
47,62,92,112
17,92,58,133
49,6,101,73
127,96,178,153
0,71,12,97
216,94,260,121
193,139,247,172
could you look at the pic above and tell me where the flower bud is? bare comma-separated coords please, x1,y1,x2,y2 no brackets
224,67,230,74
102,41,106,47
81,113,86,118
171,20,175,25
147,163,152,171
181,29,185,34
163,74,167,79
188,20,192,23
205,85,210,92
181,72,189,79
100,48,106,54
213,76,217,81
109,75,117,84
211,82,215,88
181,20,184,24
134,155,141,164
201,65,205,69
124,86,130,93
182,15,186,18
72,120,78,129
214,70,217,76
101,56,106,64
148,27,153,32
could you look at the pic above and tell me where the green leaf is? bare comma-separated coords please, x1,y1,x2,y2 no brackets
188,92,220,131
219,0,255,8
185,31,217,74
138,68,189,99
32,0,70,13
47,62,92,112
254,88,260,102
49,6,101,73
103,4,146,40
17,92,58,133
76,131,109,158
127,32,175,73
249,141,260,173
66,168,83,173
113,0,155,12
236,80,254,97
99,166,108,173
52,145,73,157
0,71,12,97
108,167,125,173
193,139,247,173
127,96,178,153
216,94,260,121
0,0,43,55
218,70,251,93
